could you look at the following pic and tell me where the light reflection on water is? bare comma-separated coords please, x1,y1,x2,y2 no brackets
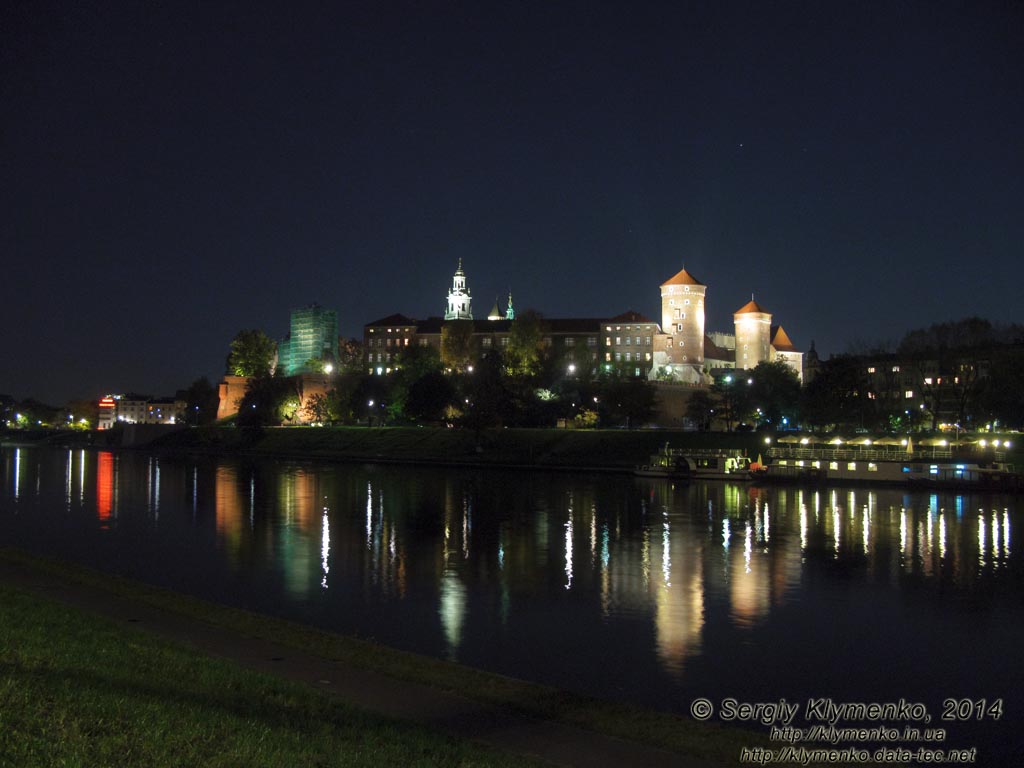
1,445,1023,756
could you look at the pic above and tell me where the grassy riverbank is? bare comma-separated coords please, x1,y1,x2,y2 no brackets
0,549,763,764
0,583,538,767
145,425,764,471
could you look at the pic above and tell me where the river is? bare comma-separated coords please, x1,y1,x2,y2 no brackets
1,446,1021,761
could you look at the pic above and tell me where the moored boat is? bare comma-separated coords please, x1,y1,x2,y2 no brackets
753,444,1024,490
635,444,753,481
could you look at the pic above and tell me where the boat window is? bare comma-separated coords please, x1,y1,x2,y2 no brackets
868,463,878,472
847,462,857,471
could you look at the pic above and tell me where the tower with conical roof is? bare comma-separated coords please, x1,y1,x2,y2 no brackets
734,297,772,369
444,259,472,320
487,297,503,321
659,267,706,380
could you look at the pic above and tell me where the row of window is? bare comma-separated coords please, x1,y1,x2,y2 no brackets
368,337,410,348
606,336,652,346
606,352,652,362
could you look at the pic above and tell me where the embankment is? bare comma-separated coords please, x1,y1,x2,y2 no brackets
145,426,765,472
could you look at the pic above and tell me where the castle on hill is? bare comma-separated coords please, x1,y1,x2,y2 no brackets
363,263,804,383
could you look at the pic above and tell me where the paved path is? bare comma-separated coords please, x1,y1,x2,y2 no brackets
0,557,717,768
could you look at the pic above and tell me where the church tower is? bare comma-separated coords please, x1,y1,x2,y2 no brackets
659,267,706,380
444,259,473,320
734,298,772,369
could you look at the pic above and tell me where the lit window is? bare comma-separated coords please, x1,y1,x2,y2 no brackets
924,377,933,385
847,462,857,470
605,352,611,362
829,461,838,470
892,366,900,372
868,463,878,472
867,367,876,373
645,353,651,361
905,390,914,398
615,337,621,345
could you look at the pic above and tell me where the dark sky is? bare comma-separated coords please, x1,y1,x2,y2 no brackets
3,0,1022,404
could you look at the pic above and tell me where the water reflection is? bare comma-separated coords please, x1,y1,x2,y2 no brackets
97,452,114,525
0,446,1021,749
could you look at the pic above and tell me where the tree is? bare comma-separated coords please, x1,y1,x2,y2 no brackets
440,320,475,372
463,350,513,432
236,376,298,427
302,392,331,423
337,337,365,374
405,370,457,423
970,347,1024,431
349,375,392,426
604,377,657,429
505,310,545,378
180,377,220,425
227,330,277,377
685,389,716,432
66,399,100,429
748,361,801,428
800,356,875,432
710,374,752,431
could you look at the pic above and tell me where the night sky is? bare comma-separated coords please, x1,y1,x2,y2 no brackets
3,1,1022,404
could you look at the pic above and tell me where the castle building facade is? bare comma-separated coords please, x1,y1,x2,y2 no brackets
364,261,805,382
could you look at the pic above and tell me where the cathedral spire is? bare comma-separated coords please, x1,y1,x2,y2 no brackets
506,289,515,320
444,260,472,320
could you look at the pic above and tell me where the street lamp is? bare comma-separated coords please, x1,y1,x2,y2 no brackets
324,363,334,375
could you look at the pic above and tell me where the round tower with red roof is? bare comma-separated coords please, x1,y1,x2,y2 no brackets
734,298,772,369
659,267,706,379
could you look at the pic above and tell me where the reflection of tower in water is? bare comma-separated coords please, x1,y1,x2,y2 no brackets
651,503,705,677
604,481,706,677
439,479,471,660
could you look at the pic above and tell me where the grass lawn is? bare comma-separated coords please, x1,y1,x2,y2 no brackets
0,550,763,765
0,584,541,768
